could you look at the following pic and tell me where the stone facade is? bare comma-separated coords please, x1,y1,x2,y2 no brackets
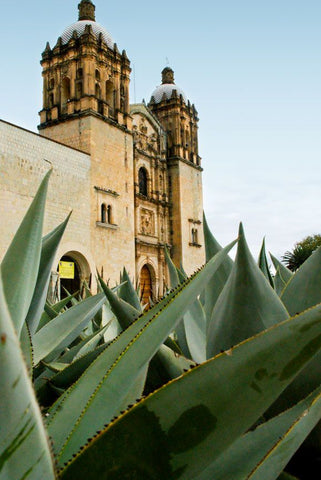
0,0,205,301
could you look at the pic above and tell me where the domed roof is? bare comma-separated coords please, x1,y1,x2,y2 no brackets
151,83,187,104
61,20,114,48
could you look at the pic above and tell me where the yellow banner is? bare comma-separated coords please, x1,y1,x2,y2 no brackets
59,261,75,279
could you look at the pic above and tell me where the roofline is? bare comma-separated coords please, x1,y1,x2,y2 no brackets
0,118,90,156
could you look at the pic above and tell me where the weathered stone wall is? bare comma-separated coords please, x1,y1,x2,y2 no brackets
0,120,92,275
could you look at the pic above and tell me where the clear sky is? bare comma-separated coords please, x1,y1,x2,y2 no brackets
1,0,320,260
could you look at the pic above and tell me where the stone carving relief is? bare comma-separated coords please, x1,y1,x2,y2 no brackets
133,117,158,154
140,208,154,236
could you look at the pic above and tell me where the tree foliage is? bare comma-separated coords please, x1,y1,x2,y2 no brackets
282,234,321,271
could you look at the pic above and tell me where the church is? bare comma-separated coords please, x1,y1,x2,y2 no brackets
0,0,205,302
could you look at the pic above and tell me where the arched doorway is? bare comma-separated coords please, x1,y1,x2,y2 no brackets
140,264,153,308
57,251,91,300
58,255,81,299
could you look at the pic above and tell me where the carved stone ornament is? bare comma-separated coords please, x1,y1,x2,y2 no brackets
140,208,154,235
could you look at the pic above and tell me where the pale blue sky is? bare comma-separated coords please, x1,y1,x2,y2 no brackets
1,0,320,259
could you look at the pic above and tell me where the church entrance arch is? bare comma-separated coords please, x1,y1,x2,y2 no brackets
58,250,91,300
140,264,155,308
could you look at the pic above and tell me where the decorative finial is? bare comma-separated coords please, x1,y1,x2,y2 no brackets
78,0,96,21
162,67,174,85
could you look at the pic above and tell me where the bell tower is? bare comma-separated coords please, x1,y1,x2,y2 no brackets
149,68,205,273
38,1,136,288
39,0,131,142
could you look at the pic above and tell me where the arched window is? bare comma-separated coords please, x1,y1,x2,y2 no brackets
95,69,100,81
77,68,83,79
140,264,153,308
101,204,107,223
138,167,148,196
191,228,198,245
107,205,112,224
61,77,71,113
49,78,55,89
106,80,114,111
95,83,101,99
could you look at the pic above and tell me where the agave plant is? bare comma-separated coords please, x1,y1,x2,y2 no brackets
1,172,321,479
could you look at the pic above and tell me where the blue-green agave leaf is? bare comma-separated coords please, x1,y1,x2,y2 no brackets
118,267,142,312
164,245,180,288
1,170,51,336
195,385,321,480
0,272,55,479
202,213,233,324
258,237,274,288
270,253,293,287
25,212,71,335
273,267,288,296
183,299,207,363
207,224,289,358
248,386,321,479
281,246,321,316
59,302,321,479
32,293,106,365
99,276,140,330
48,239,237,466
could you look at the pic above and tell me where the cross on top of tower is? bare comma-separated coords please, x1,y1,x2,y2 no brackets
78,0,96,21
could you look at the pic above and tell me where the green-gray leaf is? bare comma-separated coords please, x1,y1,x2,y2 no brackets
0,271,55,479
1,170,51,335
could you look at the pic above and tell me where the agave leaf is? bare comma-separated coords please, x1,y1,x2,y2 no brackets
202,213,233,325
44,302,59,320
32,293,106,365
73,324,109,361
175,315,192,360
270,253,293,287
164,247,193,359
42,361,68,373
281,246,321,316
258,237,274,288
48,240,237,465
0,272,55,479
194,385,321,480
36,343,111,408
118,267,142,311
183,299,207,363
49,292,79,314
25,213,71,335
1,170,51,336
146,344,197,392
207,224,289,358
247,387,321,479
59,302,321,480
99,276,140,330
164,245,180,288
20,322,34,373
274,267,288,296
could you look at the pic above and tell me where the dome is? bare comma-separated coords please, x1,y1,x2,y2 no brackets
150,84,187,104
61,20,114,48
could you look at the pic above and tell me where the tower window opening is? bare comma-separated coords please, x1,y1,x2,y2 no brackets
49,78,55,89
101,204,107,223
138,167,148,196
95,69,100,81
105,80,114,116
49,93,54,108
61,77,71,112
191,228,198,245
77,68,83,79
95,83,101,99
107,205,112,224
76,81,83,99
